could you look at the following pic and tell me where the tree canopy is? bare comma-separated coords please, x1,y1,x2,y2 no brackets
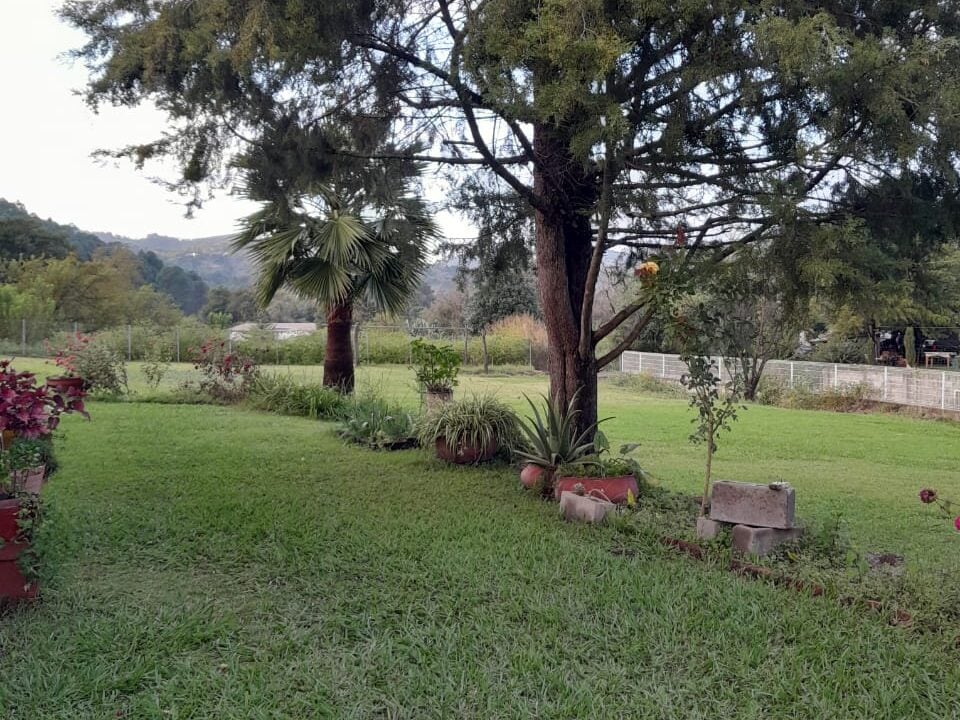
64,0,960,428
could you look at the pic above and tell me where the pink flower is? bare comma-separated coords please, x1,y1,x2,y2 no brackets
920,488,938,504
955,517,960,532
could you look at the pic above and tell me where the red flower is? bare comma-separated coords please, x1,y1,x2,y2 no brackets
919,488,938,504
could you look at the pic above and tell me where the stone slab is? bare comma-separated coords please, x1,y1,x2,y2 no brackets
695,516,723,540
732,524,804,557
710,481,795,529
559,492,615,524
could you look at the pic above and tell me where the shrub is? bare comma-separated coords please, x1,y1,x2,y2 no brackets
411,339,461,392
249,374,345,419
190,339,258,402
337,394,418,449
142,338,173,389
607,372,687,398
0,360,88,439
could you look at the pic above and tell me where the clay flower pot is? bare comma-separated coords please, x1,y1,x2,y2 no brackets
0,497,38,600
435,437,497,465
46,376,85,394
520,464,546,489
425,388,453,412
10,466,46,495
553,475,639,504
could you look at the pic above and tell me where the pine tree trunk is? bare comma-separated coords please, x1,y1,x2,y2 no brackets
324,302,354,393
532,121,599,434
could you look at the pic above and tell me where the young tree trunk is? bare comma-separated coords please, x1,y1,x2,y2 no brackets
700,429,715,517
532,122,599,434
481,329,489,374
324,302,354,393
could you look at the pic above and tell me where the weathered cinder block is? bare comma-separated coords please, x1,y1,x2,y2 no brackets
732,524,804,556
710,481,796,529
559,492,615,524
696,516,723,540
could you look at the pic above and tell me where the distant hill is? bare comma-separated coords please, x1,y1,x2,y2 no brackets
97,231,253,288
0,199,104,260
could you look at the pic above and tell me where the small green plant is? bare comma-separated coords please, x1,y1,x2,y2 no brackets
337,394,418,450
410,339,461,393
680,355,743,516
416,393,522,456
556,434,646,482
249,374,346,419
3,438,44,472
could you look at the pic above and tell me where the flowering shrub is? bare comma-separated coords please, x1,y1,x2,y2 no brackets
190,340,258,402
633,261,659,280
47,334,127,393
0,360,88,439
47,333,91,377
918,487,960,532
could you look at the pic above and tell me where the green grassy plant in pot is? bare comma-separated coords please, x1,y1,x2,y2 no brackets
554,438,646,504
417,394,521,465
513,390,601,496
411,339,461,410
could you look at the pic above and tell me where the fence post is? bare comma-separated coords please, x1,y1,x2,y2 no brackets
638,352,642,374
619,351,623,372
661,353,666,378
789,362,795,389
73,321,78,337
942,372,947,410
175,327,181,363
833,364,838,388
883,366,888,401
528,339,533,368
463,328,469,364
126,324,132,361
21,319,26,357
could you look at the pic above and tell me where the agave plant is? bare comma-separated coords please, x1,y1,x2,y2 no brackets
513,390,606,480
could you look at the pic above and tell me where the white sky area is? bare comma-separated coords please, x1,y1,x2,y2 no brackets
0,1,472,243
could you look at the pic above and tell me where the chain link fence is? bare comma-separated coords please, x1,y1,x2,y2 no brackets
620,351,960,412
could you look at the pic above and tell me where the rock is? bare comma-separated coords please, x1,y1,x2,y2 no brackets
710,481,796,529
559,492,615,524
695,516,723,540
731,524,803,556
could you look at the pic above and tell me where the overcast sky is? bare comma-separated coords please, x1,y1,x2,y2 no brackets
0,1,470,242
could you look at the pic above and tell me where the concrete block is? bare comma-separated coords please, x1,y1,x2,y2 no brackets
559,492,615,524
696,516,723,540
732,524,804,557
710,481,796,529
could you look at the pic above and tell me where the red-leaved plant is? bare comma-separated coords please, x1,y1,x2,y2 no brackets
0,360,88,440
190,340,257,402
918,488,960,532
45,333,92,378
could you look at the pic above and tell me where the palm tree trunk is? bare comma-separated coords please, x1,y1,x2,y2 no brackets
324,302,355,393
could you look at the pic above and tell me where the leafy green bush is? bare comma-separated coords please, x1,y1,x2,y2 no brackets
337,394,418,449
411,339,461,392
607,372,687,397
248,374,345,419
755,379,873,413
77,340,128,394
416,393,522,454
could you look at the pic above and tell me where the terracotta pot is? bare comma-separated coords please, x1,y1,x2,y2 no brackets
10,466,45,495
520,464,546,489
553,475,640,504
46,376,85,393
0,498,37,600
425,388,453,412
435,437,498,465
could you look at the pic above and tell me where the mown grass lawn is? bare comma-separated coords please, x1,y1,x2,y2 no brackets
1,395,959,718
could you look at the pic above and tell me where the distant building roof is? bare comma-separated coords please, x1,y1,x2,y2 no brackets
229,322,317,340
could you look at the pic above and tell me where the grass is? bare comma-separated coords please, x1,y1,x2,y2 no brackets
1,403,959,718
2,357,960,716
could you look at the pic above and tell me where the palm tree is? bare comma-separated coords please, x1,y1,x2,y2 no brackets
233,188,436,392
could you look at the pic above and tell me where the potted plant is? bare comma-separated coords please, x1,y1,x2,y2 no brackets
411,339,461,410
513,390,602,495
0,360,88,440
46,333,90,393
4,439,46,495
0,486,38,601
417,394,521,465
553,440,646,504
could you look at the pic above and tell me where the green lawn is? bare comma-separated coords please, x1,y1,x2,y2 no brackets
1,379,960,716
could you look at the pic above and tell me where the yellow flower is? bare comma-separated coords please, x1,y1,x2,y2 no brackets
633,261,659,280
